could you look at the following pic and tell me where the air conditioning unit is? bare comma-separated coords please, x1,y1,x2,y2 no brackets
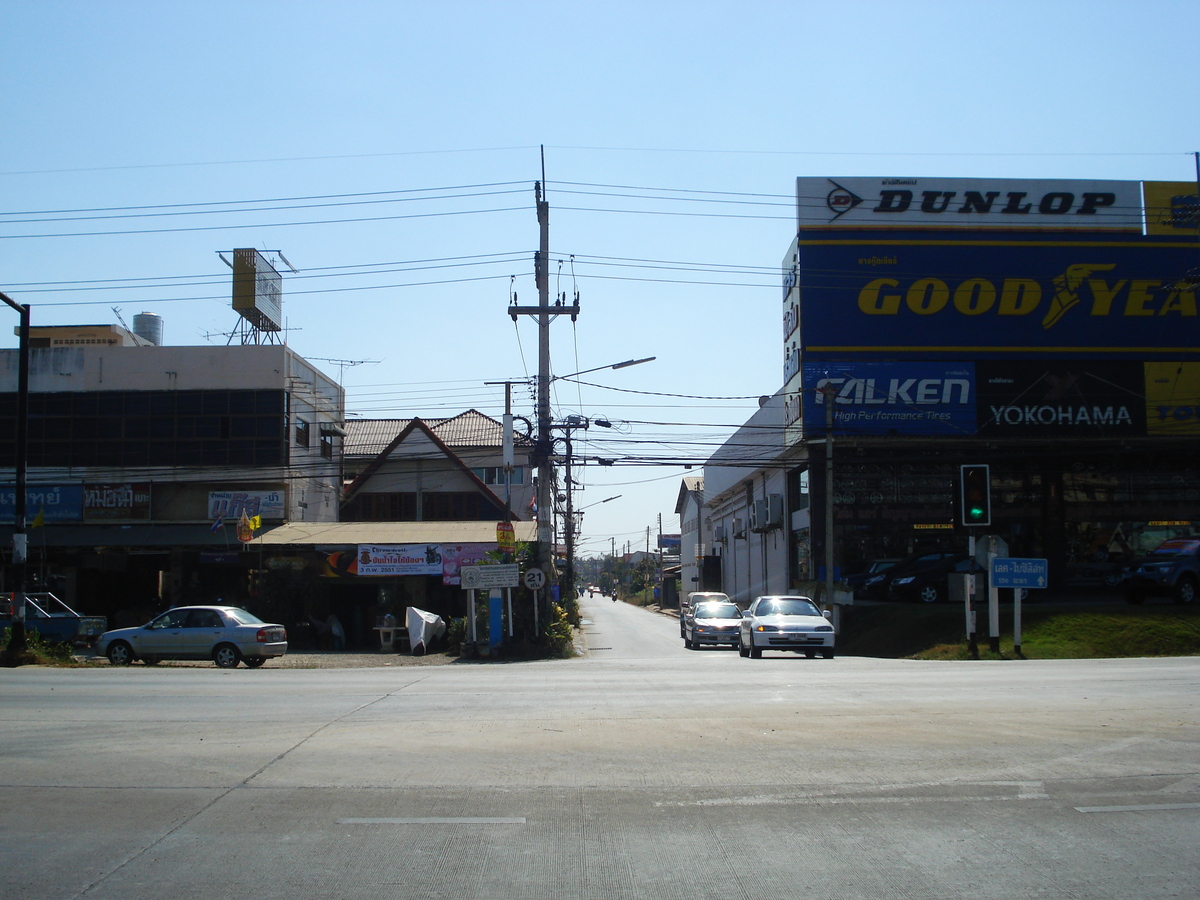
749,500,768,533
767,493,784,529
713,523,726,543
732,517,746,539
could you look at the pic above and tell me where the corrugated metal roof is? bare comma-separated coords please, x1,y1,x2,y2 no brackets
253,520,538,547
344,410,529,458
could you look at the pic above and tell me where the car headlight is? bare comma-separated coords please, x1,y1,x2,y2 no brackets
754,624,778,632
814,625,833,632
893,576,916,585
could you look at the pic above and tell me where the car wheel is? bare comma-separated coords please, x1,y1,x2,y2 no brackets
1124,591,1146,605
684,634,694,650
822,649,835,659
804,650,816,659
1174,576,1197,604
918,583,942,604
243,656,266,668
749,642,762,659
106,641,133,666
213,643,242,669
738,635,749,657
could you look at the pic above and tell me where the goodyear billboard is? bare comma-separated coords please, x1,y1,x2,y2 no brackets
803,360,1182,438
796,234,1199,360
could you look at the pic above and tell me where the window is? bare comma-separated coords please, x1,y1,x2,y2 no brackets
319,428,334,459
295,419,310,447
472,466,523,485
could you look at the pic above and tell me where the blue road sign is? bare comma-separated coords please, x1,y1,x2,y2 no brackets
990,557,1048,590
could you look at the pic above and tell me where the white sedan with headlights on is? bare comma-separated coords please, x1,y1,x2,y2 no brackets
738,595,835,659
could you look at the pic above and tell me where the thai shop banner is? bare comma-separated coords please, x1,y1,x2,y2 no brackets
803,361,976,436
0,484,84,522
83,483,151,520
357,544,444,577
796,236,1200,360
976,361,1145,437
209,490,285,520
440,543,498,585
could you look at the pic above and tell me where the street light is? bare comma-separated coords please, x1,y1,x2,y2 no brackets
577,494,622,511
552,357,656,383
534,356,654,614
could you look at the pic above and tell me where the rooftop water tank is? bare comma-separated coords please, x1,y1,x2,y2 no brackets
132,312,163,346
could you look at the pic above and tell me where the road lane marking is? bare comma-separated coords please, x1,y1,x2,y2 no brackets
338,817,526,825
1074,803,1200,814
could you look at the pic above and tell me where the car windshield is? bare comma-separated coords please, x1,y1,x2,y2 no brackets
694,603,739,619
755,598,821,617
1149,539,1200,558
222,608,265,625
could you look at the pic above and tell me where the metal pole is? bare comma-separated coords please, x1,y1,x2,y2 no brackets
564,427,574,602
535,181,553,621
822,385,836,610
1,293,29,658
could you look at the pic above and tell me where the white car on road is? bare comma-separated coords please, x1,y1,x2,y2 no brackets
738,595,835,659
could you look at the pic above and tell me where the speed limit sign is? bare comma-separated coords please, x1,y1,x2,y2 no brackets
523,567,546,590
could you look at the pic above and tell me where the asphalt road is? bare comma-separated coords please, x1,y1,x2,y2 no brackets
3,595,1198,899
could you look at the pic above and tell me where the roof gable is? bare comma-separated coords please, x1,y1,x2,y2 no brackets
341,418,520,519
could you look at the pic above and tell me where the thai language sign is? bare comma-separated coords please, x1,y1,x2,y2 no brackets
357,544,444,577
83,483,151,520
0,484,83,522
209,490,285,520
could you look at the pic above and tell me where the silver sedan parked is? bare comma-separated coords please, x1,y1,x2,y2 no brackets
96,606,288,668
738,595,835,659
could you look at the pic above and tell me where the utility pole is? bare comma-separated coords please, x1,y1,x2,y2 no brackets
1,292,29,660
508,150,578,625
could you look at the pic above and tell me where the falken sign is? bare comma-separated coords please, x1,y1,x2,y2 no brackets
797,177,1144,231
796,239,1199,359
804,362,975,436
803,361,1152,437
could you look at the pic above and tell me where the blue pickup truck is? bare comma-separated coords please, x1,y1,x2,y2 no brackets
1,593,107,646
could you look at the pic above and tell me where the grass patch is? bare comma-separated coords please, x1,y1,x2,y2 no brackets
1,628,82,667
838,603,1200,660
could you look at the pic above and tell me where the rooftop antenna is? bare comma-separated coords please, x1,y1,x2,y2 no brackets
305,356,380,382
111,306,146,346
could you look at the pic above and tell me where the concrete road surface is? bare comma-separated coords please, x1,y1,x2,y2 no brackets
2,594,1197,899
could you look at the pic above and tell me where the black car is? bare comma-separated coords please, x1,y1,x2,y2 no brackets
846,559,902,598
886,553,975,603
1122,537,1200,604
860,551,962,601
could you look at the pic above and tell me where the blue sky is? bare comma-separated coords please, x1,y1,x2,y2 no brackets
2,0,1198,554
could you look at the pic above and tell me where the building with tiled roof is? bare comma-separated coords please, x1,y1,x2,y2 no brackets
342,410,535,523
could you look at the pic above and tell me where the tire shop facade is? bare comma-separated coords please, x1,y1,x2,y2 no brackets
783,176,1200,591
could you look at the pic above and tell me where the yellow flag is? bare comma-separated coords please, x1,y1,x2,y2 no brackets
31,508,45,528
249,515,262,532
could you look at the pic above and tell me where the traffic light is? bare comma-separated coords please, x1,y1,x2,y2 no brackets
959,464,991,527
